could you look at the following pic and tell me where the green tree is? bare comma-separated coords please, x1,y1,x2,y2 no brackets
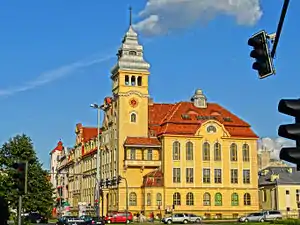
0,134,55,216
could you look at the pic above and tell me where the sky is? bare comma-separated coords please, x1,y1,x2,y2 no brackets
0,0,299,169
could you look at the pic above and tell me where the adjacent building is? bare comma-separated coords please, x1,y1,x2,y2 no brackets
51,21,260,218
258,166,300,217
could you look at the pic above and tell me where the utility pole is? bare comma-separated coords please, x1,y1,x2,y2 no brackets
90,103,104,218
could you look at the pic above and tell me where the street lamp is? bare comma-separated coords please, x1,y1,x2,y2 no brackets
90,103,104,218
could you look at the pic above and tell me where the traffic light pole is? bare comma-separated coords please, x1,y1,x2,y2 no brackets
18,196,22,225
270,0,290,58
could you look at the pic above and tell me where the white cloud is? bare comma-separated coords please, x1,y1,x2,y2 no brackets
0,53,114,97
258,137,296,160
133,0,263,36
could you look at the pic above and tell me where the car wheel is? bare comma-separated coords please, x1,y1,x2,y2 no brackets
260,219,264,223
126,220,130,224
183,220,188,224
107,220,111,224
245,219,249,223
195,219,201,223
36,219,41,223
167,220,172,224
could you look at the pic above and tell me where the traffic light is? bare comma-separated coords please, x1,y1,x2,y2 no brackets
12,161,28,195
248,30,274,79
105,178,111,187
278,99,300,170
117,175,122,184
111,176,117,186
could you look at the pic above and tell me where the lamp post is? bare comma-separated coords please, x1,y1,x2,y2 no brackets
90,103,103,218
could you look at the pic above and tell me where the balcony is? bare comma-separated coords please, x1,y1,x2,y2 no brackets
124,160,161,168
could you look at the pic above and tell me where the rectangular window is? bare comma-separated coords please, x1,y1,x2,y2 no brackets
129,149,136,160
243,169,250,184
186,168,194,183
214,169,222,183
203,168,210,183
147,150,153,160
231,169,238,184
173,168,181,183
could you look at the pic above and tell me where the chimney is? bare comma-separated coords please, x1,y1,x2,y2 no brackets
149,98,154,105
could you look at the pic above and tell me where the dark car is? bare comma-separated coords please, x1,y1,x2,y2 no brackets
56,216,75,225
25,212,48,223
91,217,104,224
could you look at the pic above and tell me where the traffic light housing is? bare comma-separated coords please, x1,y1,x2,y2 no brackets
248,30,274,79
111,176,117,186
117,175,122,184
278,99,300,170
12,161,28,195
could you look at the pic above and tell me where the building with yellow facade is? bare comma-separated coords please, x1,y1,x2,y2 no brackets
90,22,259,219
258,166,300,217
52,18,260,219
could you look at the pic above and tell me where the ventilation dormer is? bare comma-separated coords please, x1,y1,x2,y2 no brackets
191,89,207,108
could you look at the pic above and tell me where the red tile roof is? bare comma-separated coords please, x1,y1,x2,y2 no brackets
124,137,161,147
50,140,64,154
148,102,258,138
82,127,98,142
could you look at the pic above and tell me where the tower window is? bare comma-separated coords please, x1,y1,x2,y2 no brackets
125,75,129,86
130,112,137,123
137,76,142,86
129,51,137,56
131,76,136,86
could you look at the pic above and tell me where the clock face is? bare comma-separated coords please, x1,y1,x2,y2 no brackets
129,98,138,107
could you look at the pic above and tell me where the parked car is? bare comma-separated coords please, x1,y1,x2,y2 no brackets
56,216,85,225
186,214,202,223
91,217,105,224
104,212,133,224
238,212,265,223
162,213,190,224
263,210,282,221
24,212,48,223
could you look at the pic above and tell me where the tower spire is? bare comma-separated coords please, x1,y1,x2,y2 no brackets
129,6,132,26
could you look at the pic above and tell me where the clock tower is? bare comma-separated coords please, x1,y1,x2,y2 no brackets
110,9,151,169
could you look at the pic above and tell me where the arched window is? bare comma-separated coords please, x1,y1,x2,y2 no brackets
202,142,210,161
203,193,211,206
215,193,222,206
231,193,239,206
230,143,238,161
242,144,250,162
137,76,142,86
129,192,137,206
130,113,137,123
125,75,129,85
186,192,194,206
146,193,151,206
156,193,162,206
244,193,251,205
131,76,136,86
173,141,180,160
214,143,221,161
186,141,193,160
173,192,181,205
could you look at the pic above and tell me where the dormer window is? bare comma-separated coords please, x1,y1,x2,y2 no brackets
129,51,137,56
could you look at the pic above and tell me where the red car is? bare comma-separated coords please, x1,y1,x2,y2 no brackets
105,212,133,223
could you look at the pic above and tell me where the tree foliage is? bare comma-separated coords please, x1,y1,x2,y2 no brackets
0,134,55,216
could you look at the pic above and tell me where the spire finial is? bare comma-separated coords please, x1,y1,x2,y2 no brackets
129,6,132,26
